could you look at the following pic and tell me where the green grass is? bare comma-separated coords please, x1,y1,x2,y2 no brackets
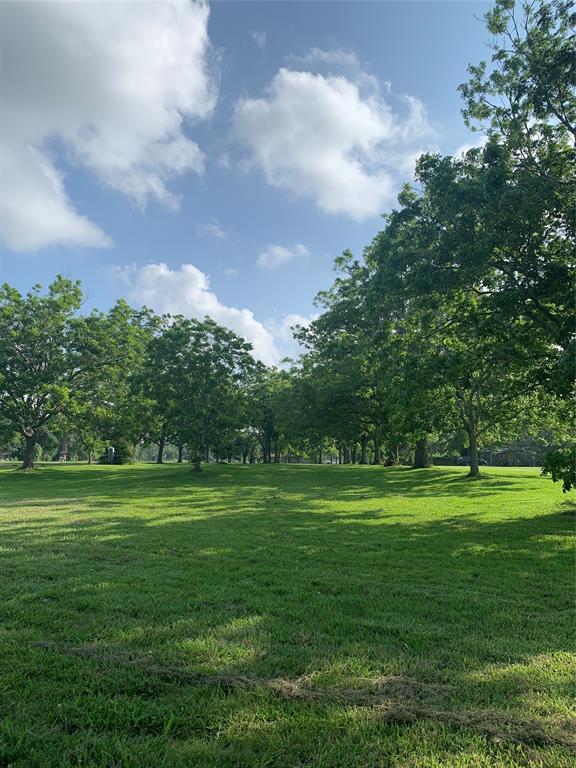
0,463,574,767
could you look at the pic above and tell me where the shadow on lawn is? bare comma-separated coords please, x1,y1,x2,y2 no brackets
0,462,536,505
1,464,573,762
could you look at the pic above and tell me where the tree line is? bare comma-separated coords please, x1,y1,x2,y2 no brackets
0,0,574,487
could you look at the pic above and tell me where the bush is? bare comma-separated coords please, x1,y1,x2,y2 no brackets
542,448,576,493
111,439,136,465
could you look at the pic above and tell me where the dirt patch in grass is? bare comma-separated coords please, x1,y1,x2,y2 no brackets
35,640,576,750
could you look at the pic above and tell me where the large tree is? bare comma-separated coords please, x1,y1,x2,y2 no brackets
0,278,99,469
72,301,157,464
459,0,575,391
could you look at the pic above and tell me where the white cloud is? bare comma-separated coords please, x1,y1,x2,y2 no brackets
266,313,318,360
257,243,309,269
223,267,239,277
0,146,112,251
199,219,228,240
454,135,488,157
251,30,267,49
112,262,318,366
113,262,280,366
397,96,431,142
233,68,433,219
0,0,217,251
287,48,360,69
381,146,437,181
267,313,316,342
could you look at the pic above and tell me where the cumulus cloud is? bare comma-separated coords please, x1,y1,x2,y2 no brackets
232,68,433,219
0,146,112,251
113,262,280,366
257,243,309,269
0,0,217,251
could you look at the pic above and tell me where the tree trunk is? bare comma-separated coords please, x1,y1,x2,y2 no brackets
468,427,480,478
385,444,399,466
192,456,202,473
359,435,367,464
20,433,37,470
263,432,271,463
372,438,381,465
87,450,93,465
413,437,432,468
342,446,350,464
177,444,184,463
156,425,167,464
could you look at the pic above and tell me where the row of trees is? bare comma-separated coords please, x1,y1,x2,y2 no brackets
287,0,574,481
0,0,573,485
0,281,262,470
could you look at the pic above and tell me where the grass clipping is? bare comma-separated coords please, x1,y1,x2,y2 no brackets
35,641,575,750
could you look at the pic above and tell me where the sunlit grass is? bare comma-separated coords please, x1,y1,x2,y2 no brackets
0,463,574,767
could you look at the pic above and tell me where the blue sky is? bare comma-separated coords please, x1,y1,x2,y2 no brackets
0,0,490,363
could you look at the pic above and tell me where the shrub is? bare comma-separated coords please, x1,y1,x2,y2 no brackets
112,439,136,465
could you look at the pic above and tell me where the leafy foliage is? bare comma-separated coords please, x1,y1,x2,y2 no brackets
542,447,576,492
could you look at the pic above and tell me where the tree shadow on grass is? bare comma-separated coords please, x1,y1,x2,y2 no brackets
0,464,542,512
0,464,573,765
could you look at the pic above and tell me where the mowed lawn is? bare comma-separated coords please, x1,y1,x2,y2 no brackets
0,464,574,768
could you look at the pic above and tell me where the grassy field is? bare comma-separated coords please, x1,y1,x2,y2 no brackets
0,463,574,767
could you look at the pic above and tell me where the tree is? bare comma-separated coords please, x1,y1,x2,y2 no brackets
460,0,575,150
248,364,290,463
296,252,397,465
142,314,185,464
69,301,157,464
459,0,575,392
542,447,576,492
149,317,255,472
0,277,101,469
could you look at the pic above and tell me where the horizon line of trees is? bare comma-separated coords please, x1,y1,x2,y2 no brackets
0,0,574,489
